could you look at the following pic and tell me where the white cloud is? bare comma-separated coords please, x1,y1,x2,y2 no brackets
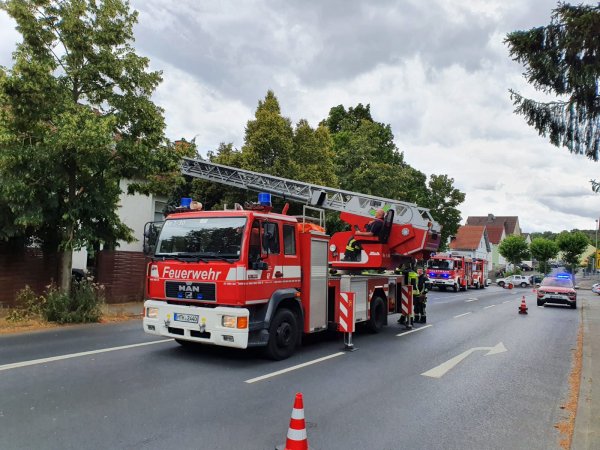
1,0,598,234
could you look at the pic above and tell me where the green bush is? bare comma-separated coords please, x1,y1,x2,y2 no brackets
6,285,45,322
43,280,104,324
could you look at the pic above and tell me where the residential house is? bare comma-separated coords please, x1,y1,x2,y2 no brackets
466,214,522,273
448,225,492,270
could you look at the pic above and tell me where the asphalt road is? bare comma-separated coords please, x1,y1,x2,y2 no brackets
0,285,579,450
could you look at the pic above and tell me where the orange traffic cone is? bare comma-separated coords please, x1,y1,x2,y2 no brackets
518,296,528,314
276,393,309,450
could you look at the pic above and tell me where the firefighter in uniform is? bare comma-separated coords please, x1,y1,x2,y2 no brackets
415,268,429,323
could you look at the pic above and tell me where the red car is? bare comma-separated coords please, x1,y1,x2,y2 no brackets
536,275,578,309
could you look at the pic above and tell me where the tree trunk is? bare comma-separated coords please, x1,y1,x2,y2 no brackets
59,249,72,293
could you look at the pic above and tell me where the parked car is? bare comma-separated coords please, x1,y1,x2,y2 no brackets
496,274,530,288
529,274,544,284
592,283,600,295
536,275,578,308
518,263,532,271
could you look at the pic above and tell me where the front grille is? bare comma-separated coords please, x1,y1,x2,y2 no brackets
168,327,184,335
190,330,211,339
165,282,216,301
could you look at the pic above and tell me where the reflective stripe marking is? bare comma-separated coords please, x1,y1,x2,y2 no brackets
244,352,345,383
339,303,348,316
0,339,174,372
287,427,307,440
339,318,348,331
291,408,304,420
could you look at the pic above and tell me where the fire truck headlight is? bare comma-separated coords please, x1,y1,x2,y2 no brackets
222,315,237,328
146,307,159,319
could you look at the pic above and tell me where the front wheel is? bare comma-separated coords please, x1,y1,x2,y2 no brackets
264,308,299,360
453,283,458,292
571,301,577,309
366,296,386,333
537,299,544,307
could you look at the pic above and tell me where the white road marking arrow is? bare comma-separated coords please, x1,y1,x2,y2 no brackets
421,342,507,379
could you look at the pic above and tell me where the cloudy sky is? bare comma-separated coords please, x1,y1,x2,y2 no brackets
1,0,599,233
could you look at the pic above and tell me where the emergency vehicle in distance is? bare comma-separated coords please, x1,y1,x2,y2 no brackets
426,253,488,291
142,158,441,359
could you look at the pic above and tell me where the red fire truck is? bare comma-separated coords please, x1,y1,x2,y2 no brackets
426,254,488,291
142,158,441,359
469,258,489,289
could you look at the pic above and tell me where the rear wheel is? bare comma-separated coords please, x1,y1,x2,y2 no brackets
498,281,505,288
367,296,386,333
264,308,299,360
520,282,527,288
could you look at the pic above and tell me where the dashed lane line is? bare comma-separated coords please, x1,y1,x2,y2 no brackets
396,324,433,337
454,312,472,319
484,304,497,309
244,352,345,384
503,300,511,304
0,339,174,372
465,298,479,302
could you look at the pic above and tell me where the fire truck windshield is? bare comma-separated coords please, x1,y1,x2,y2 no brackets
155,217,247,260
427,259,454,270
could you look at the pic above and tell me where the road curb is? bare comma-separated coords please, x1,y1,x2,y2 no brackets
572,294,600,449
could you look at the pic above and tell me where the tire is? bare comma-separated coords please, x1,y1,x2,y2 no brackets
264,308,299,360
537,300,544,307
453,283,458,292
571,301,577,309
367,296,386,333
520,282,527,288
498,281,505,288
474,282,480,290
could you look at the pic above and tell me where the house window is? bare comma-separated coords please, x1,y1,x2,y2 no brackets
154,200,167,222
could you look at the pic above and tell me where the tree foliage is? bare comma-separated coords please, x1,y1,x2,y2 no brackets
0,0,175,290
505,3,600,189
498,235,530,266
530,237,559,274
556,230,590,272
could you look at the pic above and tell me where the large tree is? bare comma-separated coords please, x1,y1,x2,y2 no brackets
505,3,600,190
530,237,560,274
0,0,173,291
322,103,465,248
498,235,530,269
556,230,590,273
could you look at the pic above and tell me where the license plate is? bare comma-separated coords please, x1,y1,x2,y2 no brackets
174,313,199,323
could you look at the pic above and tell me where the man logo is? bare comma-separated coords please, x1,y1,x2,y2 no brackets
178,284,200,293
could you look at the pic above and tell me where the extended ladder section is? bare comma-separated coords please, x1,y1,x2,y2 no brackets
181,157,440,233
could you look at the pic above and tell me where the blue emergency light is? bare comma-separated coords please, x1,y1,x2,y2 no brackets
556,273,571,279
180,197,192,208
258,192,272,206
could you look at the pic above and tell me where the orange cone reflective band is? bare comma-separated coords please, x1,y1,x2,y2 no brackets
284,392,309,450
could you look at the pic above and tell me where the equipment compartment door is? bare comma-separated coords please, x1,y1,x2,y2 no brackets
309,238,328,331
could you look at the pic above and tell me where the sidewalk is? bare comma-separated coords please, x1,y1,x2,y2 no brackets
572,277,600,449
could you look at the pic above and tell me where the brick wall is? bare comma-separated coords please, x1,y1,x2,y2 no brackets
97,250,148,304
0,251,59,307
